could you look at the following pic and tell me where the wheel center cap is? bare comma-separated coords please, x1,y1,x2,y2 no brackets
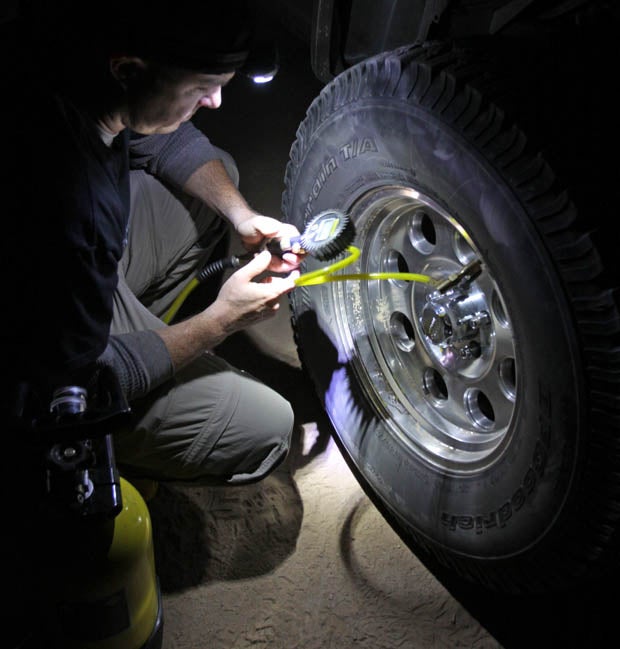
420,288,491,361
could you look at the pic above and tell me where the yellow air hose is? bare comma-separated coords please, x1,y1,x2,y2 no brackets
163,245,435,324
294,245,434,287
163,277,200,324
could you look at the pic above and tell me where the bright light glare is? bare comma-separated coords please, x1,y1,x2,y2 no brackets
300,422,320,456
252,74,276,84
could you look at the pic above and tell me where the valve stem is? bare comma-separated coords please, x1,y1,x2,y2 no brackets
435,259,482,294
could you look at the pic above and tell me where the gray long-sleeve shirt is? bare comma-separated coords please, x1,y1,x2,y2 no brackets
98,123,224,400
129,122,221,188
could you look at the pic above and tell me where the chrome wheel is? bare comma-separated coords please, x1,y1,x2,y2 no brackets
332,186,517,472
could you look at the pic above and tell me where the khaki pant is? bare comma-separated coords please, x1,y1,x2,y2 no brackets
111,157,293,484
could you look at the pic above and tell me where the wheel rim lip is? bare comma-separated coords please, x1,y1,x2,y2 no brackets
330,185,518,472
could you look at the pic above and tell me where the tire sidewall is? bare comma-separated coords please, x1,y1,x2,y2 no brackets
287,97,583,558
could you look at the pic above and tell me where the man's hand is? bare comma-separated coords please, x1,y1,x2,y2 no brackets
213,250,300,333
157,250,300,370
236,215,303,272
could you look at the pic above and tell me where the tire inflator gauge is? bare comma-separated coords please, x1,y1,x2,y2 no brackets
163,209,358,323
266,209,356,261
163,209,479,323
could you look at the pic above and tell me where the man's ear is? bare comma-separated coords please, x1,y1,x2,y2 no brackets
110,56,148,85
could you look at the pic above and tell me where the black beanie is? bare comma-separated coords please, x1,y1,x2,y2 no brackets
23,0,258,74
122,1,256,73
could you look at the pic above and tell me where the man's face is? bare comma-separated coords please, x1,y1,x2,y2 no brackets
124,65,235,134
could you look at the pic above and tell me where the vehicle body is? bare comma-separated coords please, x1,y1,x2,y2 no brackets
272,0,620,593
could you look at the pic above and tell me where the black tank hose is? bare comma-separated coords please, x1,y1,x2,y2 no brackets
163,253,254,324
196,255,245,283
